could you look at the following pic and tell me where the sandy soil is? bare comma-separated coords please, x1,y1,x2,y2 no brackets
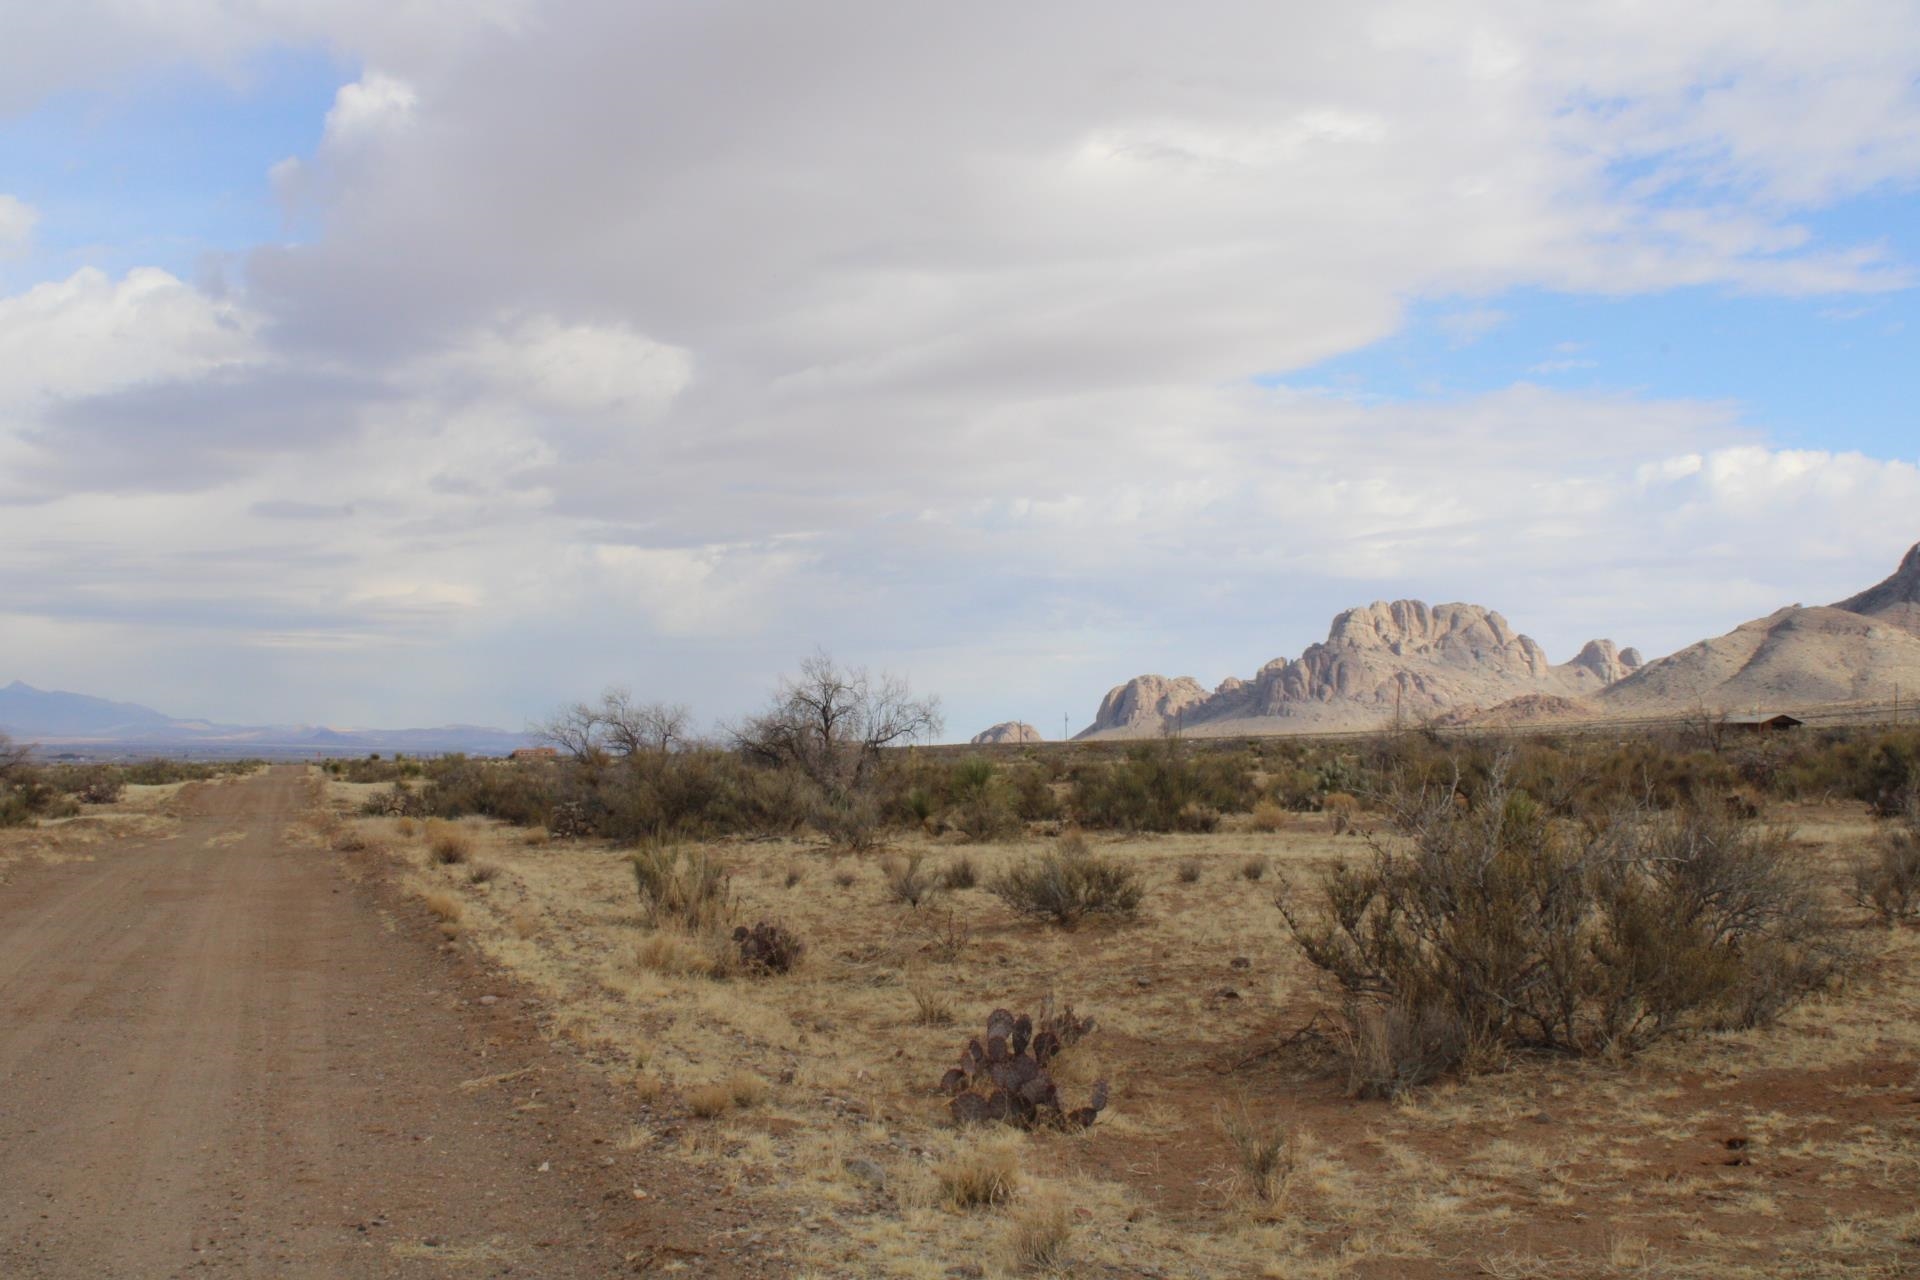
0,766,769,1278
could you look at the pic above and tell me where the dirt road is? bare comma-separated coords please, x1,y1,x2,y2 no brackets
0,767,755,1278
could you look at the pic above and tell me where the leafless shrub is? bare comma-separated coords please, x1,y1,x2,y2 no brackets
990,831,1143,927
1175,857,1202,884
1240,856,1269,882
884,850,942,908
1279,758,1843,1096
1853,791,1920,923
911,979,956,1026
466,861,501,885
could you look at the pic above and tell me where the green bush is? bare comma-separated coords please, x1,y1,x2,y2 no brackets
1071,742,1254,831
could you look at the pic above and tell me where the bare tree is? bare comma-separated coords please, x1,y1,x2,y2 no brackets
600,688,692,755
733,651,943,796
533,688,693,761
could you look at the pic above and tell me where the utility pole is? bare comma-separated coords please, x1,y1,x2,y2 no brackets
1063,712,1070,742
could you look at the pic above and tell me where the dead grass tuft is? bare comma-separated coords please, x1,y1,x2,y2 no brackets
466,861,500,885
425,820,473,864
1004,1194,1072,1272
936,1136,1022,1210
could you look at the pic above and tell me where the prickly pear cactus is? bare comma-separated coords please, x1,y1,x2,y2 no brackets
939,1006,1108,1130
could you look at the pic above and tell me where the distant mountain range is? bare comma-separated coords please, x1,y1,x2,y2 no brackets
1073,540,1920,739
0,681,530,758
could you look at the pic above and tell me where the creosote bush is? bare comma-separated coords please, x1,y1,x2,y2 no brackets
1853,791,1920,923
631,842,733,932
990,831,1143,927
1279,761,1844,1097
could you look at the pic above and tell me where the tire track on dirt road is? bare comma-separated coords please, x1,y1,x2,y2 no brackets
0,766,759,1278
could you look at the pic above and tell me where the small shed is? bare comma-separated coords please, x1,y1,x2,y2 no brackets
1724,714,1804,733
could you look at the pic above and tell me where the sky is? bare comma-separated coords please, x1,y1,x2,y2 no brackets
2,1,1918,740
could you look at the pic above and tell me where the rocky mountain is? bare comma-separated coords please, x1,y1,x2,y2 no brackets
1079,601,1640,738
0,681,530,757
1600,541,1920,714
970,721,1044,745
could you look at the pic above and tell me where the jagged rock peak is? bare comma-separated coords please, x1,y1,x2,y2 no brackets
1834,541,1920,616
1565,639,1643,684
1082,674,1208,736
971,721,1043,745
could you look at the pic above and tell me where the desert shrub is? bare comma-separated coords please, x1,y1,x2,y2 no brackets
422,890,462,923
1008,766,1061,821
1322,792,1361,834
1071,741,1253,831
1853,792,1920,923
423,757,557,828
1249,800,1287,832
68,768,125,805
363,781,428,819
990,831,1144,926
884,850,942,908
1175,857,1202,884
424,820,474,865
815,792,888,853
942,854,979,890
833,866,858,889
466,861,500,885
732,920,805,974
686,1081,737,1119
912,980,956,1026
1240,856,1269,882
940,1004,1107,1128
631,842,733,932
1279,762,1842,1096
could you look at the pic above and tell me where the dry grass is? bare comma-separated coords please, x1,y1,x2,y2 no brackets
1004,1194,1072,1272
937,1136,1022,1209
328,778,1920,1280
425,819,473,865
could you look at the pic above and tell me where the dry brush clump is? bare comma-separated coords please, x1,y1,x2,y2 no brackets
936,1136,1022,1209
883,849,942,908
1853,790,1920,923
630,841,733,932
940,1005,1108,1130
424,820,475,865
989,831,1143,927
1279,761,1845,1097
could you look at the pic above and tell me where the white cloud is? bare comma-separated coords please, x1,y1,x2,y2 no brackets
4,1,1920,729
0,267,254,408
322,70,416,146
0,195,36,255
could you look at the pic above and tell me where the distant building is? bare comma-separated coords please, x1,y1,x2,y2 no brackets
1723,714,1805,733
509,746,560,761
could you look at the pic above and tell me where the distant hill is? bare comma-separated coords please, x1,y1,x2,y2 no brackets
0,681,529,757
971,721,1044,745
1599,542,1920,714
